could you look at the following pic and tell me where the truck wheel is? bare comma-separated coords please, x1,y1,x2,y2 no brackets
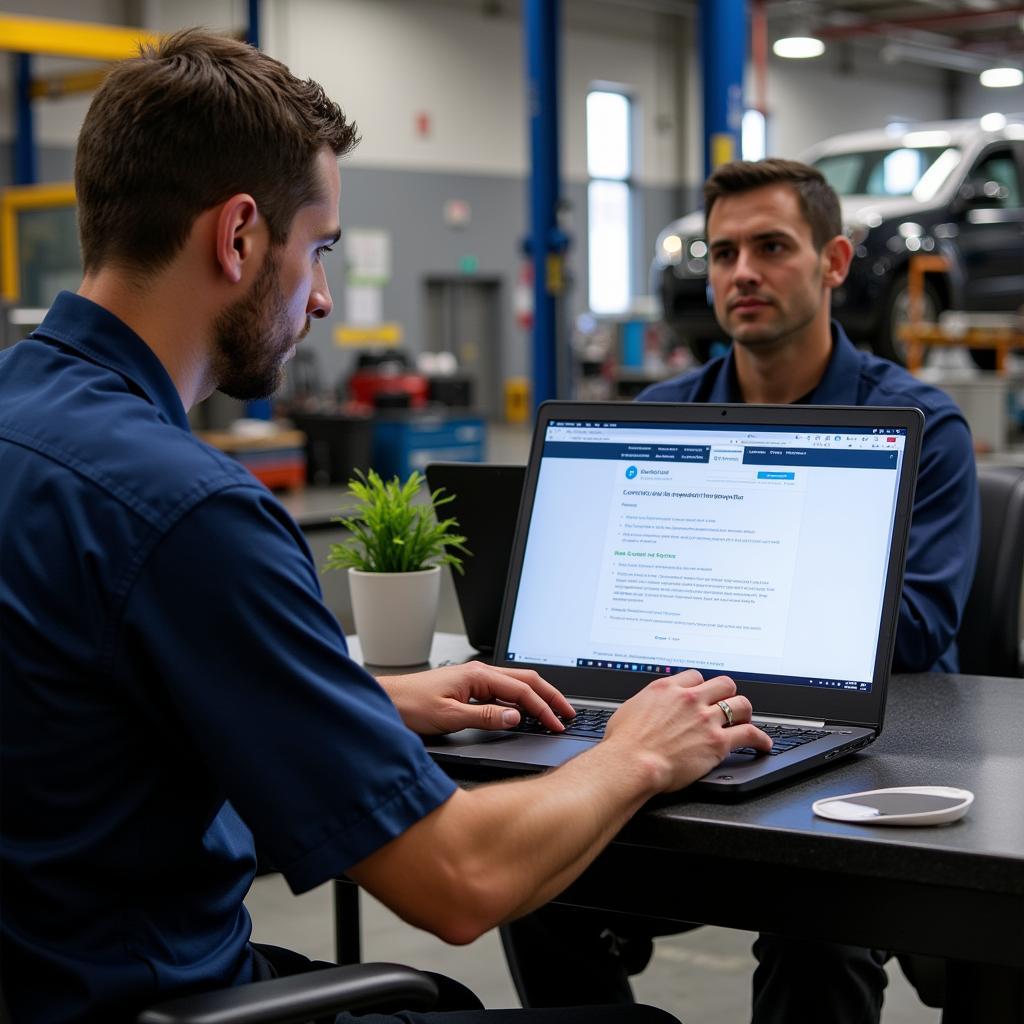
876,274,943,365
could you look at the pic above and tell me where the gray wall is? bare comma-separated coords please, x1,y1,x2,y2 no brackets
275,165,687,397
3,147,684,401
0,143,75,188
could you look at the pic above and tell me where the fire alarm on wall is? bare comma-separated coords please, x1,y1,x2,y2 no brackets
415,111,431,137
444,199,471,228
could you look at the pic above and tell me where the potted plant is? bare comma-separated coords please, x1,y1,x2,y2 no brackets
325,469,469,666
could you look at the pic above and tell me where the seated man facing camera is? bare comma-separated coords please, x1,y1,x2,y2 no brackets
0,31,776,1024
501,159,980,1023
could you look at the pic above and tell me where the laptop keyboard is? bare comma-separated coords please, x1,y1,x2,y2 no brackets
735,723,830,756
513,711,829,756
513,708,614,739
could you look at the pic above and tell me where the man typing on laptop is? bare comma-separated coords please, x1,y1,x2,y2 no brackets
0,32,778,1024
501,159,980,1023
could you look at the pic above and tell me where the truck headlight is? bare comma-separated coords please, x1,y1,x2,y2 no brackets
661,234,684,264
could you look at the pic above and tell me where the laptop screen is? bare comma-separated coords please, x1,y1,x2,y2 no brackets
504,415,911,695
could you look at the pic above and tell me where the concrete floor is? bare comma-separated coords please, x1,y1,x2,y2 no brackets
245,874,940,1022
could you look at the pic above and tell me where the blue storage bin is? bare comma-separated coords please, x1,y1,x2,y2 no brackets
371,414,486,479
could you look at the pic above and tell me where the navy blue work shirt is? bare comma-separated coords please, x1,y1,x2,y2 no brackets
0,292,456,1023
638,322,979,673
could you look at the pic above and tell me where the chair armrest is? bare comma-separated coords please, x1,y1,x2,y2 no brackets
137,962,439,1024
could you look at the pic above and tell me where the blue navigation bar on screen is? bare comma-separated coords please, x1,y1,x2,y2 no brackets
743,448,898,469
542,441,899,469
543,441,711,462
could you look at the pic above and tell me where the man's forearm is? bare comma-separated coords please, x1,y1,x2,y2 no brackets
347,739,663,945
477,740,665,921
348,672,767,945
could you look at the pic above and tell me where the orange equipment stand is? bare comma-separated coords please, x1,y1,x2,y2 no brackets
897,254,1023,374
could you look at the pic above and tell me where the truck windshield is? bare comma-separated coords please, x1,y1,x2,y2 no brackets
814,146,959,198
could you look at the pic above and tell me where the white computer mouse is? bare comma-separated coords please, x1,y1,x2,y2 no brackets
812,786,974,826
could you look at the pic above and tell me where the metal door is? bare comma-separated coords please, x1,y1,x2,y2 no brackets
424,277,502,419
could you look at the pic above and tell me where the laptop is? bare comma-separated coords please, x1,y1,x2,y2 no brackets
426,400,923,795
424,462,526,654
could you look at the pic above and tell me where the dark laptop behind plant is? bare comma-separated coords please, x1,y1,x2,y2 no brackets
425,462,525,654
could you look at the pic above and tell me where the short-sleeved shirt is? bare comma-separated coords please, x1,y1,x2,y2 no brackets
0,292,457,1023
638,322,979,673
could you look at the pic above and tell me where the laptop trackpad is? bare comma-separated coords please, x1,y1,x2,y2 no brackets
427,729,593,769
431,728,527,748
720,749,760,765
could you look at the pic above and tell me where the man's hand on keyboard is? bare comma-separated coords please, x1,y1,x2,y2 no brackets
377,662,576,736
603,670,772,793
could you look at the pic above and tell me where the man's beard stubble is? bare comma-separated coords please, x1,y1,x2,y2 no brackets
211,249,309,401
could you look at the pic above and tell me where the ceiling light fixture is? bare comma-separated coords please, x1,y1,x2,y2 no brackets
980,67,1024,88
773,35,825,59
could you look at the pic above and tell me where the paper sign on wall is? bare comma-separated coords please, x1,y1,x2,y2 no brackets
346,284,383,325
345,228,391,285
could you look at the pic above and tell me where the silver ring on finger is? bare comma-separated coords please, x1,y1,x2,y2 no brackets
717,699,734,727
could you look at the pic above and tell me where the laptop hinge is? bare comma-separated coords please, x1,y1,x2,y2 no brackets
753,713,826,729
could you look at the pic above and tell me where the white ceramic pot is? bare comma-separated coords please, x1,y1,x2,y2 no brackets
348,566,441,667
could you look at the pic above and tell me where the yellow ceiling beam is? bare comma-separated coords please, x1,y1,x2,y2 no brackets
0,14,158,62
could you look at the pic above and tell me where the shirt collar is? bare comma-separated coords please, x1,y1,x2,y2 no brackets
805,322,861,405
708,321,860,406
32,291,191,431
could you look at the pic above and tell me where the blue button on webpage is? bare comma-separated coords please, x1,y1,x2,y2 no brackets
757,471,795,480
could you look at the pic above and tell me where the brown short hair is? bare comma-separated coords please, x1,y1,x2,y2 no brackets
703,158,841,250
75,28,359,275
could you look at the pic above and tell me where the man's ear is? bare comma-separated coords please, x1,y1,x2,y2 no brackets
214,194,263,285
821,234,854,290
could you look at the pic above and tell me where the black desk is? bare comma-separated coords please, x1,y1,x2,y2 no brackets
343,637,1024,1009
552,669,1023,969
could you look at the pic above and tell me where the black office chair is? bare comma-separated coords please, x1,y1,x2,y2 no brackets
0,962,437,1024
956,463,1024,678
136,962,439,1023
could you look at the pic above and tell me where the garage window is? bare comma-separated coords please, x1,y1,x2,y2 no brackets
587,89,632,315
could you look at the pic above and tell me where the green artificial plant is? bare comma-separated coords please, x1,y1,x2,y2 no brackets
325,469,470,574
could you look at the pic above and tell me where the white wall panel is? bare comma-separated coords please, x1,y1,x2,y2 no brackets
279,0,526,179
956,78,1024,120
269,0,684,186
564,23,681,186
148,0,237,34
763,55,948,160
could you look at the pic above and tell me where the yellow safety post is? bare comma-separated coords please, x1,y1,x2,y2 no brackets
504,378,530,424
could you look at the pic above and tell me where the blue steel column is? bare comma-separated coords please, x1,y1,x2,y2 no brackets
14,53,37,185
243,0,268,420
700,0,746,178
246,0,261,48
524,0,566,408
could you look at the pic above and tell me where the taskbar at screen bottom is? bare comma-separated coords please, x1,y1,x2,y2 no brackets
505,652,871,693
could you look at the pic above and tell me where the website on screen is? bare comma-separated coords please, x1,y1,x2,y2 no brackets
506,420,907,692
